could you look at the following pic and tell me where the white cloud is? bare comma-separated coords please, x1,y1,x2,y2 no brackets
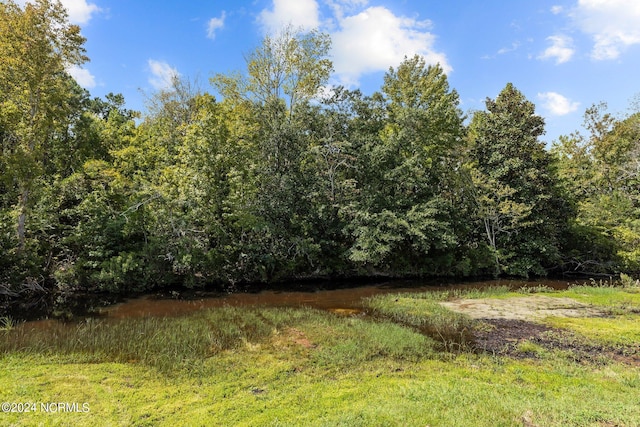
63,0,101,25
571,0,640,60
147,60,179,90
258,0,320,34
538,92,580,116
207,11,226,40
331,6,450,87
255,1,449,87
497,42,520,55
538,35,575,64
551,5,564,14
15,0,101,25
481,40,528,60
66,65,96,88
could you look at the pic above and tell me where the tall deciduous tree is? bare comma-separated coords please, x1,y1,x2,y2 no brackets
469,83,567,276
212,25,332,116
553,104,640,274
211,27,334,280
347,56,465,273
212,25,332,182
0,0,87,250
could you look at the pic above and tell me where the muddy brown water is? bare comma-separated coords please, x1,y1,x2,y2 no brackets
18,278,586,330
85,278,581,319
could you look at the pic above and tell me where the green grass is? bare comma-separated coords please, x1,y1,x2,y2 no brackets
533,282,640,347
543,315,640,347
364,293,476,351
0,307,436,375
545,284,640,314
1,339,638,426
1,285,639,426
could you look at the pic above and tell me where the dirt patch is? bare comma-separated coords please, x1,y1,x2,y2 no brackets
280,327,316,349
441,295,638,365
440,296,605,321
473,318,554,354
473,318,640,366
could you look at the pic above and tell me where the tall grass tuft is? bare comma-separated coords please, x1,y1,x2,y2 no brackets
0,316,14,331
517,285,554,294
0,306,292,375
449,285,511,299
364,294,476,352
619,273,640,289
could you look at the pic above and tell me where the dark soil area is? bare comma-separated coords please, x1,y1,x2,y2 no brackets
474,318,640,366
474,318,554,353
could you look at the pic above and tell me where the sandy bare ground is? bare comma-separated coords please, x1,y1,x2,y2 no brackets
440,296,605,321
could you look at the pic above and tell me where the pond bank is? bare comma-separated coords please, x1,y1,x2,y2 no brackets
8,277,589,323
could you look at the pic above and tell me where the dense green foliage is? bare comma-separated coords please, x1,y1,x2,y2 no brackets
468,83,571,277
552,104,640,274
1,0,639,300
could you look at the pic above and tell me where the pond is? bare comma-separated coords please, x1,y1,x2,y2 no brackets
35,277,582,324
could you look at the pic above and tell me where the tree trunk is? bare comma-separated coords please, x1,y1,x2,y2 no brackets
484,217,500,277
17,186,29,251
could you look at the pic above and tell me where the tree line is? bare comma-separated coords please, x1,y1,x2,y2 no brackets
1,0,639,300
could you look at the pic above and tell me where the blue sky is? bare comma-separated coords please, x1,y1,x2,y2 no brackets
25,0,640,144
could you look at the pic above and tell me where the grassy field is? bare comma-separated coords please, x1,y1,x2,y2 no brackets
1,281,639,426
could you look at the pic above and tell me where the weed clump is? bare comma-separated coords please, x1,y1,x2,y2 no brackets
364,294,476,352
619,273,640,289
0,316,14,331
